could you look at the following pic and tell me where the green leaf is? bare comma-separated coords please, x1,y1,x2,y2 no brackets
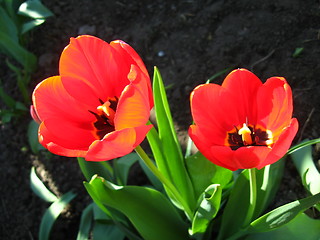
152,67,196,209
244,213,320,240
39,191,76,240
248,192,320,233
21,18,45,34
0,31,37,71
114,153,139,185
291,139,320,196
217,170,251,240
292,47,304,58
253,160,285,219
28,120,45,154
18,0,54,19
84,175,189,240
77,203,94,240
0,6,18,43
190,184,222,238
138,157,163,191
93,222,126,240
30,166,58,202
287,138,320,155
77,157,113,182
186,151,232,198
218,161,285,240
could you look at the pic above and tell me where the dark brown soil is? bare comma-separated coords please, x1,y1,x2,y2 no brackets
1,0,320,239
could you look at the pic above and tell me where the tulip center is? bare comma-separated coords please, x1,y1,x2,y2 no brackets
89,97,118,139
226,123,273,150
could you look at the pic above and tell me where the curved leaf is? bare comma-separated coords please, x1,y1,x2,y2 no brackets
248,192,320,233
84,175,188,240
152,67,196,209
30,166,58,202
39,191,76,240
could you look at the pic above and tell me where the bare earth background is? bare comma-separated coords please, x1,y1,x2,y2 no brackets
1,0,320,239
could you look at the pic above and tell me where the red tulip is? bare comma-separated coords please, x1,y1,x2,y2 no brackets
189,69,298,171
32,35,153,161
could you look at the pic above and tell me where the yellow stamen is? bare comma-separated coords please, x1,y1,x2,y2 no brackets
238,123,253,145
97,101,115,124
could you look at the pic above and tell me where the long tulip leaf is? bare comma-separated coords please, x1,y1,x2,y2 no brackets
113,153,139,185
30,166,58,202
244,213,320,240
77,157,113,182
291,139,320,196
152,67,196,209
93,222,126,240
186,151,232,198
39,191,76,240
84,175,188,240
217,170,251,240
190,184,222,238
248,192,320,233
76,203,94,240
253,160,285,219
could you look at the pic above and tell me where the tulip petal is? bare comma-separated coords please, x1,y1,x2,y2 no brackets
110,40,149,80
41,118,97,149
86,125,152,161
115,67,151,130
59,35,130,106
257,77,293,139
190,84,240,144
39,122,87,157
222,69,262,124
32,76,94,122
189,126,236,170
257,118,298,169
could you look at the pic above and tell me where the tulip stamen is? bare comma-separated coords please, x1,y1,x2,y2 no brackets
238,123,253,145
227,123,273,150
89,97,119,139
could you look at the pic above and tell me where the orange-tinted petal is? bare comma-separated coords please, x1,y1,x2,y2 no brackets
115,67,151,130
110,40,149,79
127,64,154,108
257,118,298,169
257,77,293,139
39,122,87,157
221,69,262,124
59,35,130,106
32,76,94,123
86,125,152,161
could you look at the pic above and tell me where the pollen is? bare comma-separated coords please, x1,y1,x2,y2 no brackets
238,123,253,145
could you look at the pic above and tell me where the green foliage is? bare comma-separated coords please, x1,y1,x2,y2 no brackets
291,139,320,211
149,66,196,210
190,184,222,239
39,191,76,240
0,0,53,122
84,175,189,240
30,166,76,240
245,213,320,240
248,192,320,234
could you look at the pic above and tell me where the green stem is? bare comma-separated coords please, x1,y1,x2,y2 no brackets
243,168,257,228
135,145,193,220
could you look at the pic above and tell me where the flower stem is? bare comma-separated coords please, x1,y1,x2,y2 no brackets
135,145,193,220
243,168,257,228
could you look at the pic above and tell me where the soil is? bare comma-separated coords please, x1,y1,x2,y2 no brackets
1,0,320,239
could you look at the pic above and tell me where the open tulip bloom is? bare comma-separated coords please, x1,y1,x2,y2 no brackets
189,68,298,171
32,35,153,161
30,35,320,240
